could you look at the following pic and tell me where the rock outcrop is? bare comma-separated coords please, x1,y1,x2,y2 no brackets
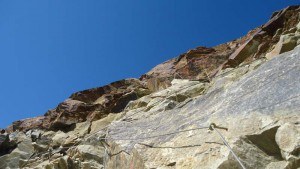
1,5,300,169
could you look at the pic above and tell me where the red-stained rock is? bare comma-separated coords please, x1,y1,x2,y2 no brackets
140,43,242,91
6,116,45,132
41,78,150,130
42,99,103,130
225,6,300,68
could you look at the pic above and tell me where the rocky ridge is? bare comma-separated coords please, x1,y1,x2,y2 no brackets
0,6,300,169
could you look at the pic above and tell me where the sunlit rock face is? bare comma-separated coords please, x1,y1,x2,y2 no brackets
106,46,300,169
1,5,300,169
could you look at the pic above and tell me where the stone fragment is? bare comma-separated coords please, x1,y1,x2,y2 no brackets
275,123,300,160
266,33,300,59
52,131,68,147
265,161,290,169
90,113,122,134
226,34,261,67
69,145,104,163
32,142,48,153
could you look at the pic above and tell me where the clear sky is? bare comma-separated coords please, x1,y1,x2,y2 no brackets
0,1,298,128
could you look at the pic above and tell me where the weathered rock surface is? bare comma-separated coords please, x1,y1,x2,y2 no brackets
275,123,300,161
105,46,300,169
1,5,300,169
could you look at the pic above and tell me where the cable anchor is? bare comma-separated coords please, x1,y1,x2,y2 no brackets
209,123,228,131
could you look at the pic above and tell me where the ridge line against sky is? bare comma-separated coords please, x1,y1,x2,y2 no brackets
0,1,299,128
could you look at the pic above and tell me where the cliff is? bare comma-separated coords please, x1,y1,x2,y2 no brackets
0,6,300,169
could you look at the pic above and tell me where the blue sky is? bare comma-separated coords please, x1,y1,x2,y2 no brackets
0,1,298,128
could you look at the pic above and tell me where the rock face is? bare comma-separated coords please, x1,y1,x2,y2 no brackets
106,46,300,169
1,5,300,169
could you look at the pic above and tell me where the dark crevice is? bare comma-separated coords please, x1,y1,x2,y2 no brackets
50,123,76,132
0,135,17,156
246,126,282,160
